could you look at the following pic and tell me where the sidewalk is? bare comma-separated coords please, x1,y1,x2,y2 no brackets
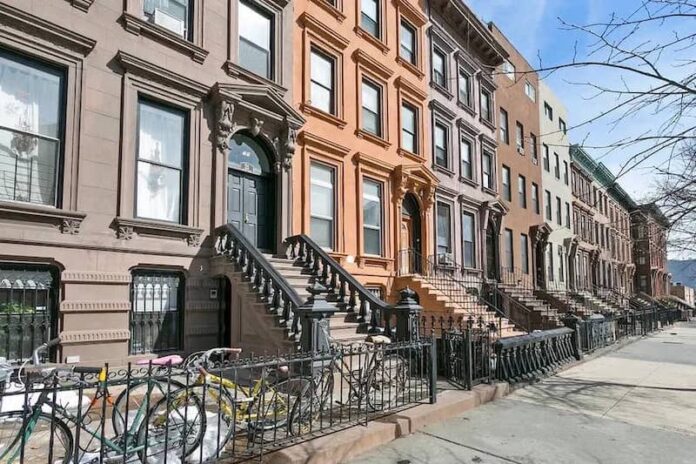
349,324,696,464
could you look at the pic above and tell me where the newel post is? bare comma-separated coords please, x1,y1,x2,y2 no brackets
299,283,337,354
393,287,423,342
560,312,583,360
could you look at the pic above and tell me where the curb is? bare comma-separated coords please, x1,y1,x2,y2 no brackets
262,382,510,464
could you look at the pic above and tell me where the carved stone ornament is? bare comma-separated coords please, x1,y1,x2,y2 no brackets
215,100,236,153
279,116,297,169
249,115,264,136
187,233,202,247
61,218,81,235
117,225,134,240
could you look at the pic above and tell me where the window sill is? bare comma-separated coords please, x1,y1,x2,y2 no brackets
310,0,346,22
396,56,424,79
480,117,496,132
430,81,453,100
355,129,391,149
301,103,347,128
354,27,389,54
457,101,476,116
482,186,497,196
357,254,392,270
121,13,208,64
70,0,95,12
113,217,203,246
397,148,423,162
224,61,288,96
0,201,86,234
459,176,478,188
433,164,455,178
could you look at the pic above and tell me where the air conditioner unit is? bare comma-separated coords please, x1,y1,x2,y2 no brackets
517,146,525,155
153,8,185,37
438,253,454,266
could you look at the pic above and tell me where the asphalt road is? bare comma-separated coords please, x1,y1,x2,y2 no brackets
349,323,696,464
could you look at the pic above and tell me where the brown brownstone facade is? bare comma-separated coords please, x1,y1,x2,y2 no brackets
632,203,670,297
487,24,544,287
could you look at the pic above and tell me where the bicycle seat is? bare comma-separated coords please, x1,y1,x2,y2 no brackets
136,355,183,366
367,335,392,345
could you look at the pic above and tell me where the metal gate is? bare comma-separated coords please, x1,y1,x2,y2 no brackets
0,265,58,363
442,326,493,389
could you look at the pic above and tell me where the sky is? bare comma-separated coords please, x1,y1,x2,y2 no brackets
465,0,683,203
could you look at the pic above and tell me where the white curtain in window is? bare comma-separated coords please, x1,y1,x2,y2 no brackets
0,55,61,206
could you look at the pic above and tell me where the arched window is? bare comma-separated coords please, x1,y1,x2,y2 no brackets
228,133,271,176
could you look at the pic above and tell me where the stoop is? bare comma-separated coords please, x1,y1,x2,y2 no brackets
262,382,509,464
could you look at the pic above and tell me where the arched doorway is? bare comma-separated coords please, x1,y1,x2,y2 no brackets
227,132,275,251
400,193,422,274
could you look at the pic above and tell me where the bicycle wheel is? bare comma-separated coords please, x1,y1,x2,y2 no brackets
185,383,240,462
112,377,188,436
246,377,312,441
0,411,73,464
137,386,206,464
288,372,334,436
366,354,405,412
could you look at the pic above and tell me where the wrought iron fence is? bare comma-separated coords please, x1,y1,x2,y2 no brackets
0,265,58,363
0,338,435,463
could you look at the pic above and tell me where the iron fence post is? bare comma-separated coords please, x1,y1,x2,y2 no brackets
430,331,437,404
464,328,473,390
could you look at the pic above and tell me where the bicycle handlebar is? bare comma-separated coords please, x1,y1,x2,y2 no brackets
31,337,61,365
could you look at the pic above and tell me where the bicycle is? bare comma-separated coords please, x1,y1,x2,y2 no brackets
0,338,206,464
288,333,406,436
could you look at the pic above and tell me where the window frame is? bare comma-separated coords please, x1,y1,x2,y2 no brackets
309,46,336,115
142,0,194,41
482,151,494,190
515,121,524,150
238,0,275,80
543,144,550,171
462,210,476,269
501,165,511,201
556,196,562,225
518,174,527,209
361,77,383,137
310,161,336,250
532,183,540,214
499,107,509,144
431,47,447,88
458,68,471,107
520,233,529,274
544,101,553,121
545,189,552,220
433,120,450,170
504,228,514,269
134,97,189,224
460,136,474,181
399,19,416,65
480,89,492,122
400,101,419,155
362,176,384,256
436,201,453,257
360,0,382,39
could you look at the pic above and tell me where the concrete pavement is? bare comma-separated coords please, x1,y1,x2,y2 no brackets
349,323,696,464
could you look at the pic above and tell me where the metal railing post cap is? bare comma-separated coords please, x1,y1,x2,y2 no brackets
301,282,337,317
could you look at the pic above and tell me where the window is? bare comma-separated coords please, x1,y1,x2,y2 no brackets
361,79,382,136
516,122,524,150
239,2,273,79
0,52,64,207
400,20,416,64
520,234,529,274
530,133,538,163
401,103,417,153
482,152,493,189
547,245,554,281
565,202,571,228
559,117,567,134
458,70,470,106
524,81,536,101
563,160,569,185
543,144,550,171
136,99,187,223
310,48,335,114
436,202,452,256
463,212,475,268
502,165,511,201
434,122,448,169
432,48,446,87
143,0,192,39
558,245,565,282
545,190,552,220
363,178,382,255
504,228,514,269
130,270,183,354
361,0,380,38
310,163,335,249
556,196,562,225
518,175,526,208
480,90,492,122
502,59,515,79
543,101,553,121
554,153,560,179
499,108,509,144
532,183,539,214
460,138,473,180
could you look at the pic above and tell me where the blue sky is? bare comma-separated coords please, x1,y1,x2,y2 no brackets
466,0,675,201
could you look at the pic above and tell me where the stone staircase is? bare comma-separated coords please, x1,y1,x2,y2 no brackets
401,275,524,337
497,283,560,329
570,291,620,314
535,290,589,318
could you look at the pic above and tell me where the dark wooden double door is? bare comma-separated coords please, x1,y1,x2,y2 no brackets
228,170,274,251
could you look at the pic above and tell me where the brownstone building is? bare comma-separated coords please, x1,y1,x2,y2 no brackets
632,203,670,297
487,24,544,287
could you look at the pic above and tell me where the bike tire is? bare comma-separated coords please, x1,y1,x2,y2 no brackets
112,377,188,436
366,353,406,412
288,371,334,436
0,411,74,464
136,386,207,464
246,377,312,437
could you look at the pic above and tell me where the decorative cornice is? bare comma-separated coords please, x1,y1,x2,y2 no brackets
61,271,132,284
355,152,396,172
355,129,391,149
69,0,95,12
61,301,131,313
299,12,349,50
121,13,208,64
0,201,86,234
224,61,288,96
429,99,457,120
393,0,428,26
60,329,131,344
300,131,352,158
395,76,427,101
353,49,394,80
116,50,209,97
0,3,96,56
112,217,204,247
309,0,346,22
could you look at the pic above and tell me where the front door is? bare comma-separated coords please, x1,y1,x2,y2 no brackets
535,241,545,289
486,226,499,280
228,170,273,250
400,215,415,274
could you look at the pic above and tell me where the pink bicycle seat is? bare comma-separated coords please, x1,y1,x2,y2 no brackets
136,355,183,366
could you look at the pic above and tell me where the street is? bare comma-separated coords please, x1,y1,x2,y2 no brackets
350,323,696,464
